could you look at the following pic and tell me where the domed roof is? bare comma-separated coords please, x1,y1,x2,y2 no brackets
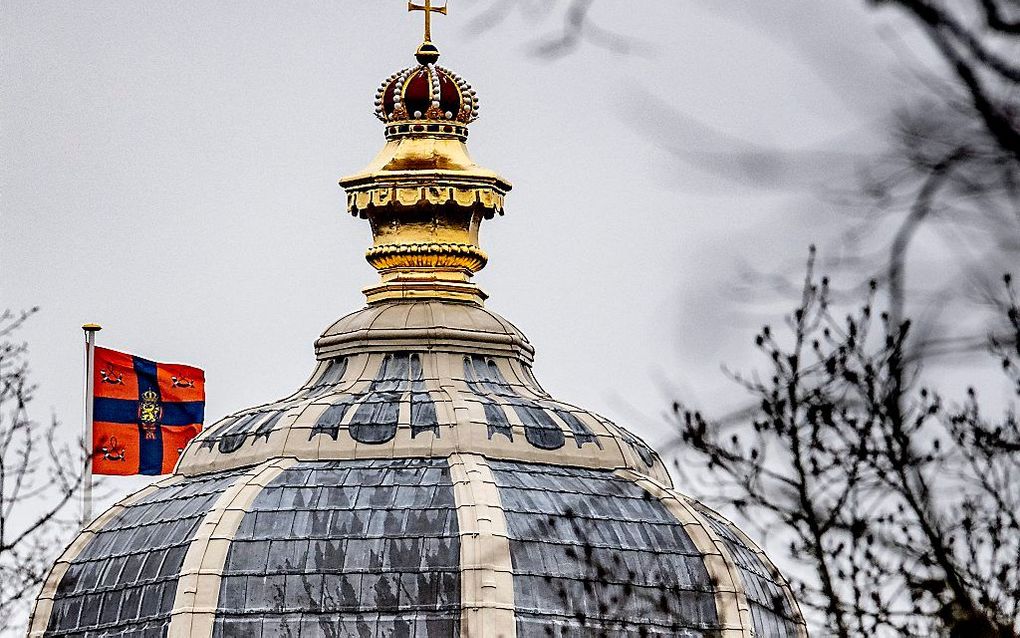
31,301,807,637
30,7,807,638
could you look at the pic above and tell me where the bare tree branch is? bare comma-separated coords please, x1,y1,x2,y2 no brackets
0,310,86,637
675,258,1020,636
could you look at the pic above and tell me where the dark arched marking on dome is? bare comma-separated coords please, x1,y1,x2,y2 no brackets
462,355,513,442
553,409,601,449
205,410,287,455
299,357,349,400
310,397,359,441
207,353,442,453
464,355,561,449
198,359,353,455
693,503,804,637
212,458,461,637
199,413,255,453
406,353,439,438
496,358,600,448
347,352,439,443
252,410,285,443
43,471,244,637
309,353,440,444
487,460,720,636
463,355,600,450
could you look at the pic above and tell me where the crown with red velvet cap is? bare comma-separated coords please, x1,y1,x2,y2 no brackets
375,63,477,125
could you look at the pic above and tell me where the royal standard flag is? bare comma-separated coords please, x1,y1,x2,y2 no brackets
92,347,205,475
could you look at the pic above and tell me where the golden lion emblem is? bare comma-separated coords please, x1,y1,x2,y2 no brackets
138,389,162,425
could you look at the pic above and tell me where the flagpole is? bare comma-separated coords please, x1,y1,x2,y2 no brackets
81,323,101,529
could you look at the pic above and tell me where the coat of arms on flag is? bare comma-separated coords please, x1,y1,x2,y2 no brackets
91,347,205,475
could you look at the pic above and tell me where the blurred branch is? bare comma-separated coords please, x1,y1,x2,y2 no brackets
466,0,648,59
529,0,635,58
874,0,1020,80
635,2,1019,366
978,0,1020,33
888,146,970,327
872,0,1020,162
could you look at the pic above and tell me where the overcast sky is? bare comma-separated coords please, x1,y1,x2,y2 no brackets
2,0,1000,549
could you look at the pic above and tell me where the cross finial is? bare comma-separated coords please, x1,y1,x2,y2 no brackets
408,0,447,45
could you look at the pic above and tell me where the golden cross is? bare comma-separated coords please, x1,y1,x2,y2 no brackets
408,0,447,43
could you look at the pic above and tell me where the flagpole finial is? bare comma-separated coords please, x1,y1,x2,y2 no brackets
82,323,102,332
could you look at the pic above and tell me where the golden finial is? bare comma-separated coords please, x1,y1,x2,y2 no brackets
408,0,447,64
339,0,510,306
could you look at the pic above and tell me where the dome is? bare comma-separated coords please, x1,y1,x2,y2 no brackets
32,302,806,637
30,8,807,638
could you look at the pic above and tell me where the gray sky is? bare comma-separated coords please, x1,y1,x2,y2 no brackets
2,1,1005,610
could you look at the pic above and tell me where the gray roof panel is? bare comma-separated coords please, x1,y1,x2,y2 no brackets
45,471,243,637
212,458,461,638
488,461,720,636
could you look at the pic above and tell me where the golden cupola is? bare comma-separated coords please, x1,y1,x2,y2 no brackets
339,23,511,305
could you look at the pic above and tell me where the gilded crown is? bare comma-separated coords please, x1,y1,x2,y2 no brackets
374,62,478,141
141,388,159,402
